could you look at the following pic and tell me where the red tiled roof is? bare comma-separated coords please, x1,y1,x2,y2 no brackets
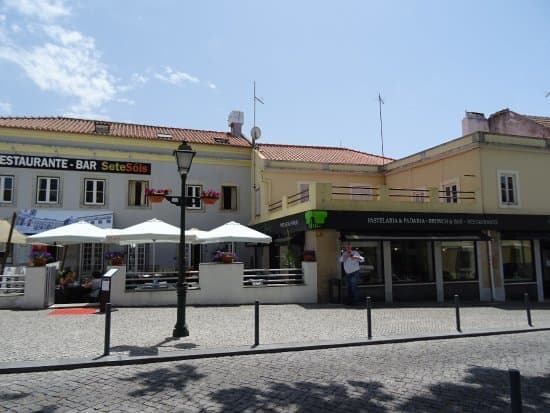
256,143,391,166
525,115,550,129
0,116,251,147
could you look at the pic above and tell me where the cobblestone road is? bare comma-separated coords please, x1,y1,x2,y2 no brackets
1,330,549,412
1,304,549,362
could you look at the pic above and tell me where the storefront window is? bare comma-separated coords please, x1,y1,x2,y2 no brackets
502,240,534,282
391,240,434,283
346,241,383,285
441,241,477,281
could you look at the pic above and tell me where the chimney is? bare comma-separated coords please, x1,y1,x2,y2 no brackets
462,111,489,135
228,110,244,137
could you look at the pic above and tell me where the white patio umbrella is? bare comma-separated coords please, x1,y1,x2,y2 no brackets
196,221,271,252
105,218,199,270
26,220,108,245
26,220,111,269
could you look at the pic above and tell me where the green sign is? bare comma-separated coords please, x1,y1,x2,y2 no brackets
305,210,328,229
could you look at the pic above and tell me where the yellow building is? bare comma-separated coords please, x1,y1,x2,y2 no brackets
252,109,550,304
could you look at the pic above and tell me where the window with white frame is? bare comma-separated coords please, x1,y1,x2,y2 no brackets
350,183,374,200
36,176,60,204
441,179,459,203
128,180,148,207
221,185,238,210
186,185,202,209
81,243,104,274
84,178,106,205
0,175,14,203
498,171,519,207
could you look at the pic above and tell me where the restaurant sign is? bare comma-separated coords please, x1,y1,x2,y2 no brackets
0,153,150,175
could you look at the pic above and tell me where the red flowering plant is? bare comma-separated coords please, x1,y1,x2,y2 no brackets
201,188,220,199
146,188,171,195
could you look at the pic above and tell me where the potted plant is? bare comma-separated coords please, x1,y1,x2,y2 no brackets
30,250,53,267
146,188,171,203
106,251,124,265
214,250,238,263
302,250,316,262
201,188,220,205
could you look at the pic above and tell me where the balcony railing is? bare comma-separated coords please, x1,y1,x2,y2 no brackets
261,183,480,220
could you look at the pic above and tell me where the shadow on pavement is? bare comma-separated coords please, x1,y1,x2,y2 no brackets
119,364,206,397
397,366,550,412
110,337,198,357
115,363,550,412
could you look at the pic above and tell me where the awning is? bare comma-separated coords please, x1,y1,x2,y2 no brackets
16,208,114,234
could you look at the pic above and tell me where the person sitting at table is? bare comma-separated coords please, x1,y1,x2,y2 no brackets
83,271,102,302
58,269,76,287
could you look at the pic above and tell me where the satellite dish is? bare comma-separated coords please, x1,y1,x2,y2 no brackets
251,126,262,140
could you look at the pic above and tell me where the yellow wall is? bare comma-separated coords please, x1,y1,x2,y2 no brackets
261,167,384,206
385,148,481,195
480,144,550,214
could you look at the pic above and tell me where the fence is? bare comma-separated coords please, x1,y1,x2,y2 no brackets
109,262,317,307
0,262,57,309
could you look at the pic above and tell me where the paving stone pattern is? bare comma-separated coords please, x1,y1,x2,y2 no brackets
0,331,549,412
1,304,549,362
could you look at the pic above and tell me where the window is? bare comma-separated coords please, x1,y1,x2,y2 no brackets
391,240,435,283
81,243,104,274
0,175,14,203
221,185,238,210
127,244,147,273
502,240,534,282
84,179,105,205
128,180,148,207
441,241,477,281
186,185,202,209
36,177,60,204
499,171,519,207
441,179,459,203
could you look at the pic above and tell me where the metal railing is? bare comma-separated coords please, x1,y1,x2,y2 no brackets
243,268,304,287
0,270,25,295
125,270,199,291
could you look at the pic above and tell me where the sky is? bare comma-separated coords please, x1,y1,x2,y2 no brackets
0,0,549,159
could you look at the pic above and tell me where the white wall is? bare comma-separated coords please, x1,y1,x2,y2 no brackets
110,262,318,307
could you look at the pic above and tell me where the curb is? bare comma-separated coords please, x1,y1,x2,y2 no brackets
2,326,550,374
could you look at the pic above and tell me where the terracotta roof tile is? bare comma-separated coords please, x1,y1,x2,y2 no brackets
256,143,391,166
0,116,251,147
525,115,550,129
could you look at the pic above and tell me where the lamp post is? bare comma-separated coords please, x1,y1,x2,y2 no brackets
169,142,196,338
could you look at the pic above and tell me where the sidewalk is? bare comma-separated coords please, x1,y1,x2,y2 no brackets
2,303,549,365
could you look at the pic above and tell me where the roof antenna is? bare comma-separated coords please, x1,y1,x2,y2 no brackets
378,93,385,164
252,81,264,147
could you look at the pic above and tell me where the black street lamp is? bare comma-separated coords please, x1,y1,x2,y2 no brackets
166,141,196,338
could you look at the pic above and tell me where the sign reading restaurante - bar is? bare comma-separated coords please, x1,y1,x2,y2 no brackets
0,153,151,175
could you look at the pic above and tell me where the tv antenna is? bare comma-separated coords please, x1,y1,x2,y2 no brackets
378,93,385,163
252,81,264,147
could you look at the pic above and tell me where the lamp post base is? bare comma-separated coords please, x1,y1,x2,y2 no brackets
172,325,189,338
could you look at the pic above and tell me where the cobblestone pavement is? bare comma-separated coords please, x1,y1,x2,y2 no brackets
0,330,549,412
1,304,549,362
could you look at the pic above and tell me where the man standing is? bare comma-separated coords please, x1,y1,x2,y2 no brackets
340,242,365,306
